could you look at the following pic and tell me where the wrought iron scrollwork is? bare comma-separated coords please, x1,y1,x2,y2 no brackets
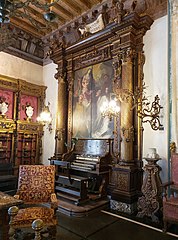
115,82,163,131
137,94,163,130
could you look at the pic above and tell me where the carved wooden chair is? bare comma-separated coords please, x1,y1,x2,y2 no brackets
8,165,58,240
162,153,178,232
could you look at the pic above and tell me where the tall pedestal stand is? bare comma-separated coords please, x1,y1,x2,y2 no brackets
137,157,162,222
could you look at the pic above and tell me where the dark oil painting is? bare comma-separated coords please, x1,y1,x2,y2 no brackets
72,59,114,139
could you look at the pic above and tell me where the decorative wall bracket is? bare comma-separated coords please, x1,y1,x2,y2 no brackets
115,82,163,131
133,83,163,130
137,94,163,130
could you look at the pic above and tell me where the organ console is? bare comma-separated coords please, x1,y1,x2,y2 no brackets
50,138,114,205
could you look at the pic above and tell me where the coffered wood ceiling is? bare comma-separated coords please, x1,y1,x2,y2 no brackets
9,0,103,38
9,0,167,38
2,0,167,65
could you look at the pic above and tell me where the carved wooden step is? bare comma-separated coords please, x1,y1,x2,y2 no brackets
56,174,88,189
56,191,80,203
56,190,89,206
56,186,81,197
55,179,89,205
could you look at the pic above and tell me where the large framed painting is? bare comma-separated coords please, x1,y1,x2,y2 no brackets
72,59,114,139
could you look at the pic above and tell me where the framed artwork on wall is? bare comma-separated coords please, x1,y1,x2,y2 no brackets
72,59,114,139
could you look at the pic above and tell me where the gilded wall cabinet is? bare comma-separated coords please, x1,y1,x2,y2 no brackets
0,74,46,175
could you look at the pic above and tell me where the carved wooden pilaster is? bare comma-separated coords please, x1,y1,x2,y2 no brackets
137,51,145,162
112,54,122,158
52,46,68,156
109,14,153,210
120,47,135,164
66,70,74,149
54,73,68,155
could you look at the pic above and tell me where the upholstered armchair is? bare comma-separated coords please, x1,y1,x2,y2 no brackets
8,165,58,240
162,153,178,232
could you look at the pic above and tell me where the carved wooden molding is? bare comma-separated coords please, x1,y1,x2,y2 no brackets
0,0,167,65
17,121,43,132
18,79,46,98
2,25,44,65
0,120,16,131
45,0,164,58
0,75,18,92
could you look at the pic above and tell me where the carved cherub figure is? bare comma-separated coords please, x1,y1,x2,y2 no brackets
110,0,126,24
78,27,88,38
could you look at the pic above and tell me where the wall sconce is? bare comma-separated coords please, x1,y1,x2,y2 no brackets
37,103,52,133
100,97,120,121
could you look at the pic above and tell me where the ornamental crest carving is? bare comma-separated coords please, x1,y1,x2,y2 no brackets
78,14,105,38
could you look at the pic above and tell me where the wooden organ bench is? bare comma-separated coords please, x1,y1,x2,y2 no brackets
50,138,114,205
51,160,89,204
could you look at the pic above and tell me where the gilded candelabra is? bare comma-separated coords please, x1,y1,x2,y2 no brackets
100,98,120,121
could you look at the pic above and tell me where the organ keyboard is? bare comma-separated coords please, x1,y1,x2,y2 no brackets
50,138,114,205
71,155,100,171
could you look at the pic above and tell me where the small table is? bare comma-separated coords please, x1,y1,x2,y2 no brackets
0,191,23,240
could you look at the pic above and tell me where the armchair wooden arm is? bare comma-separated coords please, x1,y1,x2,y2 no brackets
162,181,174,188
162,181,175,200
50,193,58,213
13,194,20,200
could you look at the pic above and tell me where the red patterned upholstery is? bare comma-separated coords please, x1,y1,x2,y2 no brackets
12,207,56,227
162,153,178,232
8,165,58,239
16,165,55,203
